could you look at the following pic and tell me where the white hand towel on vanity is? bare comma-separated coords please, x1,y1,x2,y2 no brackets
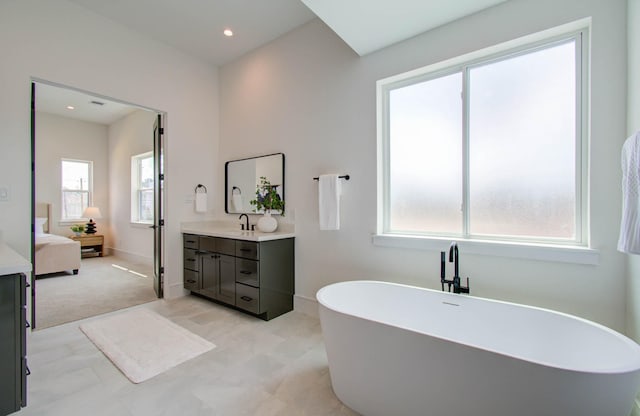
319,174,341,230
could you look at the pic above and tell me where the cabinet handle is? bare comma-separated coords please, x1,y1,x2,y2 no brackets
239,248,251,252
25,366,31,376
186,240,196,244
186,258,195,262
25,282,31,288
240,296,253,302
239,270,252,275
186,280,196,284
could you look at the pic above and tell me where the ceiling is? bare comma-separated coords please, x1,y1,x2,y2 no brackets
67,0,510,66
40,0,510,124
36,82,141,125
301,0,510,56
67,0,317,67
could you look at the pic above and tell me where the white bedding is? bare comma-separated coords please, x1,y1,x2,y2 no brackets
35,233,81,276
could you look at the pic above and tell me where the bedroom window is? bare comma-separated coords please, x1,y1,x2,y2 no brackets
61,159,93,221
131,152,154,224
377,29,588,247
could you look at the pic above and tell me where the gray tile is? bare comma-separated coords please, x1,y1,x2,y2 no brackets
22,296,360,415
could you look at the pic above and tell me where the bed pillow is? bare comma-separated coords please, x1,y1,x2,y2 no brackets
35,217,48,235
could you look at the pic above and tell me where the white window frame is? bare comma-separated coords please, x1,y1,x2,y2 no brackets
131,151,154,225
61,158,93,222
375,20,598,265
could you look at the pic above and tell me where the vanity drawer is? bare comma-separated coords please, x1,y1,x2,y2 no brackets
184,269,200,291
199,236,216,253
236,241,259,260
236,258,259,287
236,283,259,314
183,248,199,271
183,234,199,249
216,238,236,256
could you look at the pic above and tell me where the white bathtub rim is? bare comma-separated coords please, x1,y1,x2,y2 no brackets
317,280,640,375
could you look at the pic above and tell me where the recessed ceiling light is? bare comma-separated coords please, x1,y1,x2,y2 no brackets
66,105,75,110
223,28,233,37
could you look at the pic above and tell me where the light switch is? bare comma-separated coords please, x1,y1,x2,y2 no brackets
0,187,9,202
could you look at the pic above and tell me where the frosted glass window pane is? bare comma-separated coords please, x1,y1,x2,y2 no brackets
468,41,576,239
389,72,463,233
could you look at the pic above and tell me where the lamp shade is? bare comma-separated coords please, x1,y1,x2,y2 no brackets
83,206,102,219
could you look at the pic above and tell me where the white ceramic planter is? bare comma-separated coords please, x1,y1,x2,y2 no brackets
257,211,278,232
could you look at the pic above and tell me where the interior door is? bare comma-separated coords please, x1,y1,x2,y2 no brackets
29,82,37,329
153,114,164,298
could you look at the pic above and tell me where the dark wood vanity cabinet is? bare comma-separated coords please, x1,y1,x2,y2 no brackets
0,273,27,416
200,252,235,305
183,234,294,320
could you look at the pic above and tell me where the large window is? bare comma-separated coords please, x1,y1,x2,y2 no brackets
131,152,154,224
61,159,92,221
379,31,587,246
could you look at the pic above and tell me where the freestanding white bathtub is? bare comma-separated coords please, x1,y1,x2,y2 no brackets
317,280,640,416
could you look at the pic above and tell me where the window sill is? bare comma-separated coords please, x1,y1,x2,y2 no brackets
372,234,600,265
130,222,153,229
59,219,87,226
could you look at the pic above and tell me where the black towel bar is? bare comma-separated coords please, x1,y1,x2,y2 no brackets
313,175,350,181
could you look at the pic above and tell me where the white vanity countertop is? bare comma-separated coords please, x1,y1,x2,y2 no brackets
181,221,295,242
0,242,32,275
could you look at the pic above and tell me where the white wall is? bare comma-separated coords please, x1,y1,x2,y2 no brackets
34,111,110,239
627,0,640,341
108,109,156,263
0,0,219,298
220,0,629,330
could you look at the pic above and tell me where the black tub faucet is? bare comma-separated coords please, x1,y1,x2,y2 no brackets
440,242,470,294
239,213,249,230
449,241,459,282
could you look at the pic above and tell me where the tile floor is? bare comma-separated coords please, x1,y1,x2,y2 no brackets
22,295,359,416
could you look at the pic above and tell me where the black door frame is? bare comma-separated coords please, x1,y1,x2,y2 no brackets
29,80,166,329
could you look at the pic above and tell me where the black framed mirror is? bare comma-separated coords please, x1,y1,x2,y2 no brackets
225,153,284,214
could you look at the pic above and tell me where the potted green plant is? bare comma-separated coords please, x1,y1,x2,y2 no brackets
250,176,284,232
70,224,85,236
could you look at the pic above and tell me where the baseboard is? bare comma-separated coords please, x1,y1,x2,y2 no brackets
165,282,188,300
294,294,319,318
107,247,153,266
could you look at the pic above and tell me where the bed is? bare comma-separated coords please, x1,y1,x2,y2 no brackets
34,203,81,276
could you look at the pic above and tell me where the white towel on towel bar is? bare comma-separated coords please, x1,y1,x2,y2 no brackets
618,131,640,254
195,193,207,213
319,174,341,230
232,194,243,211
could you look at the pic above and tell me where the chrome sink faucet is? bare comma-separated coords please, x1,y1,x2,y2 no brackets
239,213,249,230
440,242,470,294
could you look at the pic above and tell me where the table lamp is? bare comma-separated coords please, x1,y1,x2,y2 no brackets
83,206,102,234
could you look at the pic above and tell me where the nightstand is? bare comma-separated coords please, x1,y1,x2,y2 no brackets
70,234,104,258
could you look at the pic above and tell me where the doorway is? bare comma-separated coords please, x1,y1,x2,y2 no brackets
30,80,165,329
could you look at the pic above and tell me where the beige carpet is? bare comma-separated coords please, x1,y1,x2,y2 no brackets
80,309,215,383
35,256,158,329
